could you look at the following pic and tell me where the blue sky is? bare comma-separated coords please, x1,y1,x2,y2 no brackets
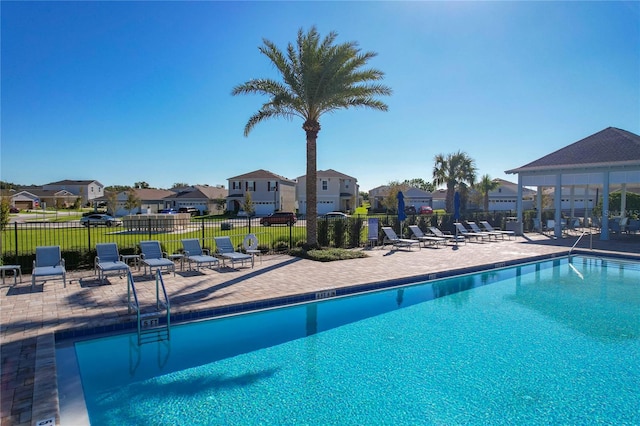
2,1,638,192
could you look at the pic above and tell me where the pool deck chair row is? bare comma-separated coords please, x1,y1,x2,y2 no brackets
408,225,446,248
428,227,466,245
140,240,176,276
181,239,220,271
382,227,421,251
479,221,515,239
32,245,66,290
95,243,130,283
214,236,252,269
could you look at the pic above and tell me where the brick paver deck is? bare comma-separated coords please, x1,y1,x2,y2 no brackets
2,232,639,425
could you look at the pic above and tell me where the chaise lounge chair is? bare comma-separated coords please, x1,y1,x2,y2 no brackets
467,221,503,240
454,222,492,242
95,243,130,283
408,225,446,248
428,226,465,245
32,245,66,290
139,240,176,276
214,236,252,269
479,221,515,239
381,227,421,251
181,239,220,271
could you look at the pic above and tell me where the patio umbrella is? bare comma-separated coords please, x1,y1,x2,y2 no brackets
397,191,407,235
454,191,461,244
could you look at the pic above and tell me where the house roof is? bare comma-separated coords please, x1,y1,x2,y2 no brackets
166,185,227,200
120,188,175,200
297,169,357,181
505,127,640,174
228,169,295,182
13,189,75,198
44,179,103,186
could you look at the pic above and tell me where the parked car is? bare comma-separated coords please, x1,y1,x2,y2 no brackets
178,207,200,216
419,206,433,214
404,205,417,215
80,214,122,227
9,207,20,213
319,212,349,219
260,212,297,226
159,209,177,214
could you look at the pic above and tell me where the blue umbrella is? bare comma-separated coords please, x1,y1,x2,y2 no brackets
397,191,406,234
453,191,461,221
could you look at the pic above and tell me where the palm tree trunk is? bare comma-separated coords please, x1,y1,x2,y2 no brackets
304,121,320,246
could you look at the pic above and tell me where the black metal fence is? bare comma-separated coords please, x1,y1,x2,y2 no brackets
1,211,535,273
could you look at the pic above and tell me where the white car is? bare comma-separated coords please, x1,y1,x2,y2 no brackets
80,214,122,227
319,212,349,219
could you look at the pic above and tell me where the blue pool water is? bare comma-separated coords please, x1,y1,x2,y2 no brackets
62,256,640,425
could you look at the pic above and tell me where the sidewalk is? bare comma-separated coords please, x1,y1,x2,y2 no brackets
2,232,639,425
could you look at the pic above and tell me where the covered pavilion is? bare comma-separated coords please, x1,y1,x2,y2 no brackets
505,127,640,240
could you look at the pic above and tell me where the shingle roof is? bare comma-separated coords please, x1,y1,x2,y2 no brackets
505,127,640,174
44,179,103,186
228,169,295,182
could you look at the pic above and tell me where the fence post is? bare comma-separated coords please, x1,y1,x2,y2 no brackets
148,217,152,240
14,222,18,259
87,222,91,252
201,218,205,247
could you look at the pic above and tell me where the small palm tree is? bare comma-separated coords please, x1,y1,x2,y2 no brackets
432,151,477,213
475,174,500,212
232,26,391,246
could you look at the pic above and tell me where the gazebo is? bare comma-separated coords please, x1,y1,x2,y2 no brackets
505,127,640,240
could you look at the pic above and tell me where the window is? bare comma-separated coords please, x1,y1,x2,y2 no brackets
232,181,240,190
322,180,328,190
245,181,255,191
268,181,278,191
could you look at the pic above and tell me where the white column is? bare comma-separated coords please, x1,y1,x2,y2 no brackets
569,186,575,219
601,173,610,240
584,184,590,224
621,183,627,218
516,174,523,235
554,173,562,238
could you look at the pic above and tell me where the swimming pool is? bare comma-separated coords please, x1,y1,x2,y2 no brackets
57,255,640,425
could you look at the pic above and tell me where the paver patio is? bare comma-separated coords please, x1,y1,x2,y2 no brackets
1,231,639,425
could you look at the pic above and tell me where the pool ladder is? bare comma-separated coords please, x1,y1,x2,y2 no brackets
127,269,171,345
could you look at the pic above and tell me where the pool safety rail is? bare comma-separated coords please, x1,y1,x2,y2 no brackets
127,269,171,345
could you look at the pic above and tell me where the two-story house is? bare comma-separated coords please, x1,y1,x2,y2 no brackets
296,169,359,215
113,188,175,216
43,179,104,203
226,170,296,215
368,186,433,212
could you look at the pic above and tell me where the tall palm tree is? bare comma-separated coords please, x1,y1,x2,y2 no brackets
475,174,500,212
232,27,391,246
432,151,477,213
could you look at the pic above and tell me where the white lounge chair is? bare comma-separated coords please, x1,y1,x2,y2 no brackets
467,221,502,240
408,225,446,248
428,226,465,245
32,245,66,290
139,240,175,276
214,236,252,268
181,239,219,271
95,243,130,283
381,227,420,251
454,223,492,242
479,221,515,239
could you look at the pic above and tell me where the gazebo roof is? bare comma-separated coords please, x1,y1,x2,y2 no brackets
505,127,640,174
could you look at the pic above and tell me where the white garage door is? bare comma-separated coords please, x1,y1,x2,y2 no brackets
317,201,335,215
254,202,274,216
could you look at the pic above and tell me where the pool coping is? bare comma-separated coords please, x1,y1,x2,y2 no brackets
37,248,639,425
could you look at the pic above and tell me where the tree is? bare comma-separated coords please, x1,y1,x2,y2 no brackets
381,181,408,212
232,26,391,246
0,197,10,231
105,185,131,193
432,151,477,213
403,178,435,192
124,189,141,215
172,182,189,189
474,174,500,212
106,191,118,216
242,192,255,216
134,181,150,189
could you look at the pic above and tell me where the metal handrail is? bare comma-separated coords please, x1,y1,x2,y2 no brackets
128,268,171,344
568,229,589,258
